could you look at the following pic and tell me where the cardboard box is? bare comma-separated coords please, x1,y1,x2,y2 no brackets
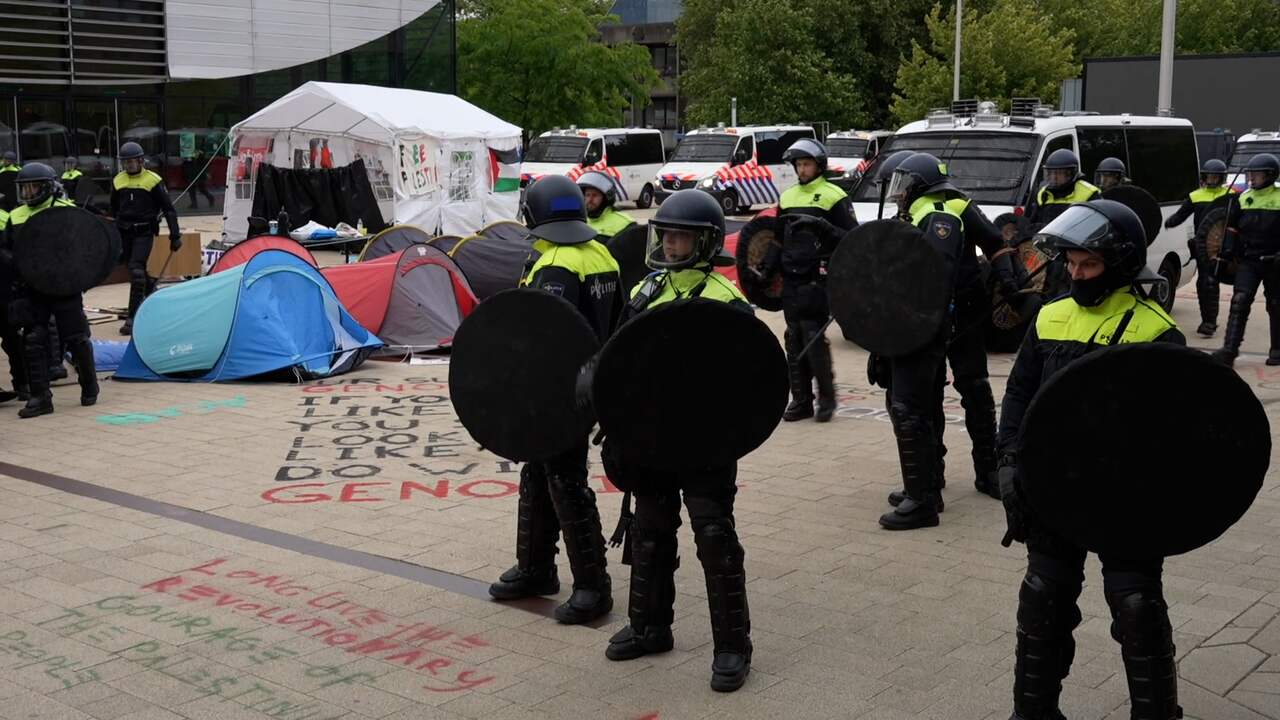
147,232,203,279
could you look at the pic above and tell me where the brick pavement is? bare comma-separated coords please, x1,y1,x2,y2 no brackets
0,265,1275,720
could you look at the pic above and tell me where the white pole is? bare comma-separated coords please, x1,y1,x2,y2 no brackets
953,0,963,102
1157,0,1176,116
731,97,737,126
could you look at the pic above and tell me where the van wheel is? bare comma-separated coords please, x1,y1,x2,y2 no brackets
718,190,739,216
1156,256,1180,312
635,184,654,209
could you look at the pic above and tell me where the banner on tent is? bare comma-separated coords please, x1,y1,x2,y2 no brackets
450,151,475,202
398,137,441,197
233,134,272,200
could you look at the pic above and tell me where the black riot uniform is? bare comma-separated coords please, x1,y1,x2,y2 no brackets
112,142,181,336
883,155,1020,506
773,139,857,422
998,200,1184,720
876,153,965,531
1211,153,1280,367
1,164,99,418
1165,159,1234,337
0,207,24,404
601,190,755,693
487,174,620,625
1024,149,1102,299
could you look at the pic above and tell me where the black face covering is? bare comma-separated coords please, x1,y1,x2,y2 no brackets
1070,270,1114,307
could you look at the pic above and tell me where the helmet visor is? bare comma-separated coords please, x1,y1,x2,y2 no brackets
17,180,48,204
1043,167,1075,188
646,223,716,270
123,157,143,174
886,168,919,203
1032,204,1112,259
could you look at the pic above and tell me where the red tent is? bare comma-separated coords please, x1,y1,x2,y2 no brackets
321,245,478,352
210,236,319,275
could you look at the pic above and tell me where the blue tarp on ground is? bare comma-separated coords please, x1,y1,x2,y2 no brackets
115,249,381,382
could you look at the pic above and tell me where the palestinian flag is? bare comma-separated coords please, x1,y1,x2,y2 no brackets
489,146,521,192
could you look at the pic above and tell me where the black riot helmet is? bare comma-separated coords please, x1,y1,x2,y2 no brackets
1,151,16,166
63,156,77,171
888,152,961,207
522,174,597,245
15,162,58,207
645,189,731,270
782,138,829,177
120,141,145,175
1042,148,1081,195
1034,199,1147,295
1200,158,1227,187
874,150,913,186
1244,153,1279,190
575,170,617,216
1094,156,1128,190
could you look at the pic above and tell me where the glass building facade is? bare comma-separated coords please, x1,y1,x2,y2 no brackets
0,1,456,214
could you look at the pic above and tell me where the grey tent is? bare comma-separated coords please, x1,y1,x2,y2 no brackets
322,244,479,353
429,234,464,254
448,220,538,300
359,224,433,261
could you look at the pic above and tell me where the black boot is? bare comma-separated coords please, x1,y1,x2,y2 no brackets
694,521,751,692
1107,590,1183,720
47,320,66,380
810,336,837,423
548,473,612,624
607,522,677,661
1196,270,1219,337
880,413,941,530
18,393,53,418
490,465,561,600
1212,291,1251,366
1266,304,1280,366
0,388,15,404
782,326,814,421
15,384,29,402
68,337,98,406
959,379,1000,498
1012,575,1080,720
887,490,944,513
18,326,52,418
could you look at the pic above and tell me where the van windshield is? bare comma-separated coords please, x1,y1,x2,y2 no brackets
827,138,870,159
1228,140,1280,172
853,131,1039,205
526,136,588,163
671,134,736,162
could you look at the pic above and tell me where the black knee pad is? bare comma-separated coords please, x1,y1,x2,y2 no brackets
954,377,992,403
692,519,742,572
1017,571,1083,633
129,266,148,284
1106,589,1172,651
23,323,49,346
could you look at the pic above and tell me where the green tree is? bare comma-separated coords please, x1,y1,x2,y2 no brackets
457,0,659,140
891,0,1079,125
1040,0,1280,59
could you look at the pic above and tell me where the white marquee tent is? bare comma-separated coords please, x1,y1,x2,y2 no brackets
222,81,522,242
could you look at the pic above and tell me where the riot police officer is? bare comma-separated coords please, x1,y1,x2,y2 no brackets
998,199,1184,720
0,151,19,212
602,189,754,692
1211,153,1280,366
112,141,181,336
1025,150,1101,299
0,205,22,404
1,163,98,418
1165,158,1234,337
60,158,83,202
877,153,964,531
577,171,636,240
1094,156,1129,191
777,139,857,422
488,174,619,624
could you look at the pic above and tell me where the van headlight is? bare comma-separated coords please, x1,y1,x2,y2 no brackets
698,177,715,189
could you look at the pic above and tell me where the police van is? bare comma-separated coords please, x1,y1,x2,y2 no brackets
850,100,1201,309
654,124,817,215
1226,130,1280,191
825,129,893,191
521,127,666,208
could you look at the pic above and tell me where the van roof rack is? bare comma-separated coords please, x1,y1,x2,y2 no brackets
951,99,979,118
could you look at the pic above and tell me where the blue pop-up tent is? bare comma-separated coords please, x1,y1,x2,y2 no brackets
115,250,381,382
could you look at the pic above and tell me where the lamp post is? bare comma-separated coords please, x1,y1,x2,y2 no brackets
1157,0,1176,116
953,0,962,102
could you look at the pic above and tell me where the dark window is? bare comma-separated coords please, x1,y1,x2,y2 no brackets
734,136,755,164
853,131,1039,205
526,136,588,163
1077,127,1125,181
670,134,735,162
629,133,664,164
827,138,869,159
583,138,603,165
606,133,633,165
754,131,785,164
1125,127,1199,203
1228,140,1280,173
778,129,816,157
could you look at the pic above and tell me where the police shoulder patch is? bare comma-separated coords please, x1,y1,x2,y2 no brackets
931,219,952,240
540,281,566,296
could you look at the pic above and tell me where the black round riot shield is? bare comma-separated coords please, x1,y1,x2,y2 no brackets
733,214,784,311
1194,205,1235,285
13,206,121,296
1020,343,1268,557
1102,185,1162,247
592,298,788,471
449,288,599,462
827,219,951,356
605,223,649,295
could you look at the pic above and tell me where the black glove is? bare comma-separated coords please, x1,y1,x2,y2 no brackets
574,354,598,411
866,353,890,389
600,438,637,493
169,232,183,252
1164,216,1177,230
998,455,1028,547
